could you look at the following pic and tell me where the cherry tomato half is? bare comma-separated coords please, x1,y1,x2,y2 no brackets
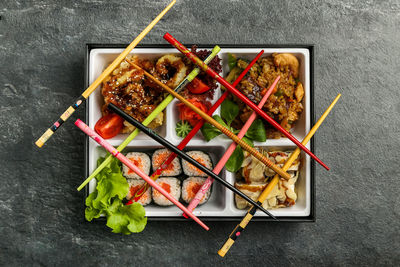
187,78,210,94
94,113,124,139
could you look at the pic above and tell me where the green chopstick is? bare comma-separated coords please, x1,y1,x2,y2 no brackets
77,45,221,191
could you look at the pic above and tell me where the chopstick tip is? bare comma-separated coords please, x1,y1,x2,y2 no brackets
74,119,82,126
35,139,44,148
217,250,226,257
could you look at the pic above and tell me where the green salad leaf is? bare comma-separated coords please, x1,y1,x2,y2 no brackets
225,146,244,172
92,172,129,210
241,136,254,147
245,119,267,142
221,99,239,126
201,99,268,173
85,156,147,234
106,199,147,234
90,157,128,210
213,114,229,129
225,137,254,172
85,191,102,221
201,122,222,141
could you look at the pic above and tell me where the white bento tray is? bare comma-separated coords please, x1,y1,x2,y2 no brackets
85,44,315,221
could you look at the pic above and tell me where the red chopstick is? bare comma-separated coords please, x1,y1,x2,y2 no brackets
163,33,329,171
130,50,264,203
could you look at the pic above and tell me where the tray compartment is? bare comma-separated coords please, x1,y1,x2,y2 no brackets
226,145,311,218
217,49,310,144
88,143,229,217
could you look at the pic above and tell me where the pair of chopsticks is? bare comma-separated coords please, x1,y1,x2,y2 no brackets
108,103,275,219
77,49,276,226
163,33,330,171
185,76,280,214
217,94,342,257
131,50,265,202
77,46,221,191
126,59,290,180
74,119,209,231
76,45,235,229
35,0,176,148
34,0,210,230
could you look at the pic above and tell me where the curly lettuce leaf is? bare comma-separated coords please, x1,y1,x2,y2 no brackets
85,156,147,234
85,191,102,221
92,171,129,210
106,199,147,234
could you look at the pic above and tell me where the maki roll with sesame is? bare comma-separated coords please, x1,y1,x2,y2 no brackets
182,177,210,205
122,152,151,179
152,177,181,206
126,179,152,206
152,149,182,176
182,151,212,177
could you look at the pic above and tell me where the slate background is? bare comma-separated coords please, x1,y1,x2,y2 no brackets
0,0,399,266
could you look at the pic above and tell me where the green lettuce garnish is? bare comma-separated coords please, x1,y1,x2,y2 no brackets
201,99,267,172
85,156,147,234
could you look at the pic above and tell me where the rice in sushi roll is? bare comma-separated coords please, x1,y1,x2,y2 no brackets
182,151,212,177
126,179,152,206
152,177,181,206
152,149,182,176
122,152,151,179
182,177,210,205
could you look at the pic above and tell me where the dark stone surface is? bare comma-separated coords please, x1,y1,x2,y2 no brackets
0,0,399,265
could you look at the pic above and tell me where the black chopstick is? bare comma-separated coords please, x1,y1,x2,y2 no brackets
109,103,277,220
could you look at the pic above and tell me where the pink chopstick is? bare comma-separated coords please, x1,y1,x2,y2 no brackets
185,76,280,215
164,33,329,171
74,119,209,231
131,50,264,203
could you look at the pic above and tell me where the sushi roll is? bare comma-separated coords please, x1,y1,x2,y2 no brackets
152,149,182,176
122,152,151,179
152,177,181,206
182,177,211,205
126,179,152,206
182,151,212,177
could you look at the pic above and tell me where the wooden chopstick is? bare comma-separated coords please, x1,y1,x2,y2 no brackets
76,46,221,191
126,58,291,180
34,0,176,148
74,119,209,230
217,94,341,257
132,50,265,202
108,103,277,219
163,32,330,171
